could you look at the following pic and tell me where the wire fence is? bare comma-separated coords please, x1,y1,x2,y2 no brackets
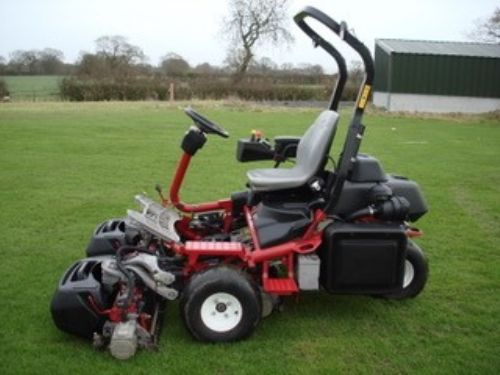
6,89,60,101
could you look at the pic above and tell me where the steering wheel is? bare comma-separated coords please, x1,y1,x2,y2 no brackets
184,107,229,138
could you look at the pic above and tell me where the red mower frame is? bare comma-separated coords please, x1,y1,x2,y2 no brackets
167,149,326,295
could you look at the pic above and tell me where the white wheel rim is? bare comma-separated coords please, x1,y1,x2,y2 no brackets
200,292,243,332
403,260,415,288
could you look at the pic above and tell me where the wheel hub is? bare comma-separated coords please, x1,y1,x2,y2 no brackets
403,260,415,288
216,303,227,313
200,292,243,332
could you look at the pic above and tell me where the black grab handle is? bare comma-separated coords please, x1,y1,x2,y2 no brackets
293,8,346,111
294,6,374,89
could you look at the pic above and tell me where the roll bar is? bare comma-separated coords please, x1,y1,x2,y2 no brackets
294,6,374,92
294,9,347,111
294,6,376,213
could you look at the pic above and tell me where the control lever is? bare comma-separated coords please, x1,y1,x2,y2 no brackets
155,184,167,205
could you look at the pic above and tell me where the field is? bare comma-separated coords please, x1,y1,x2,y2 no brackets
0,102,499,374
2,75,63,101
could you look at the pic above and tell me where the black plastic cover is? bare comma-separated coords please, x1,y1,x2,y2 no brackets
182,128,207,156
253,202,312,248
86,219,135,257
51,257,113,339
318,222,407,294
236,139,275,162
386,175,428,221
333,178,428,222
349,154,387,182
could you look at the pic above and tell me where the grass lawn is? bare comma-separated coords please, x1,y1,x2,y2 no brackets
1,75,63,101
0,101,499,374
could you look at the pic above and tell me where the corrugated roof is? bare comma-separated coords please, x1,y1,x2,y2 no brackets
376,39,500,58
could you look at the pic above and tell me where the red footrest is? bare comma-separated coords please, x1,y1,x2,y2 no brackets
263,277,298,295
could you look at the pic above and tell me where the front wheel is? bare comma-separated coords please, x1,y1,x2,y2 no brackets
383,241,429,300
180,266,261,342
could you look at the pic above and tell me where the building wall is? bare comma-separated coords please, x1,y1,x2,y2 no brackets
374,45,390,92
374,91,500,113
374,41,500,114
390,54,500,98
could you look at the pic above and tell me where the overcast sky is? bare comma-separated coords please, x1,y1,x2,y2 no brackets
0,0,498,72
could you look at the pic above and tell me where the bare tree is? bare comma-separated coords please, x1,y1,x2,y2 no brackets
75,36,146,78
193,62,218,75
77,52,109,78
160,53,191,76
38,48,65,74
250,56,278,74
95,35,146,69
296,63,324,76
9,50,39,74
468,7,500,43
222,0,293,83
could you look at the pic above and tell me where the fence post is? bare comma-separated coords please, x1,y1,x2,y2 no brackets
169,83,175,101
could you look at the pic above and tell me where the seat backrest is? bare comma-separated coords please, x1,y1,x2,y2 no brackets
295,110,339,175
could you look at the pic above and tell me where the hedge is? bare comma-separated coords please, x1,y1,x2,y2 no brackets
59,77,360,102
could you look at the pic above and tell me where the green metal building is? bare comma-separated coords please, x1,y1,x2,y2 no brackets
373,39,500,113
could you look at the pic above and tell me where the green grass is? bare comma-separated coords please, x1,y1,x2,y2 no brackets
0,102,499,374
1,75,63,101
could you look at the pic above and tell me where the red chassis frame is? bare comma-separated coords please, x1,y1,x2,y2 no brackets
163,151,421,295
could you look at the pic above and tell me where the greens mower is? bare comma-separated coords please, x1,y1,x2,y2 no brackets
51,6,429,360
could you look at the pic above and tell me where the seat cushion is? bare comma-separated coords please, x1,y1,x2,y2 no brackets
247,166,311,191
247,110,339,192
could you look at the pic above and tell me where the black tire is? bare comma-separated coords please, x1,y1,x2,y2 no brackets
383,241,429,300
180,266,261,342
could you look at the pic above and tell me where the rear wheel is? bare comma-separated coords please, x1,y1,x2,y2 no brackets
383,241,428,300
181,266,261,342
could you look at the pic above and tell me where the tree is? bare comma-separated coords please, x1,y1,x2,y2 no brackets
77,52,109,78
76,36,146,78
296,63,324,76
0,56,6,74
193,62,218,75
37,48,65,74
250,56,278,74
94,35,146,77
222,0,293,83
280,62,294,71
9,50,38,74
95,35,146,66
7,48,65,75
160,53,190,76
468,7,500,43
